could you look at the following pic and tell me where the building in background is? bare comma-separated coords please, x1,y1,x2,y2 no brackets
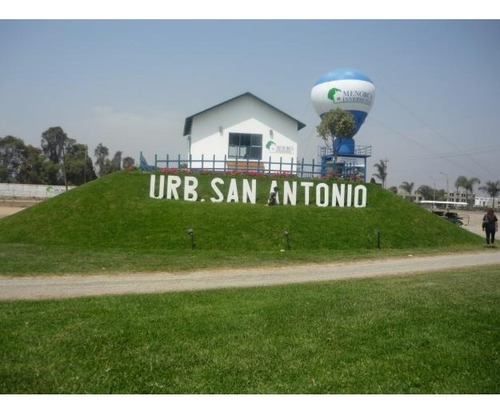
183,92,305,172
475,196,495,208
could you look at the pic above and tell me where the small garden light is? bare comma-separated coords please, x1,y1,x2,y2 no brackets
187,228,194,250
374,229,381,249
283,229,291,250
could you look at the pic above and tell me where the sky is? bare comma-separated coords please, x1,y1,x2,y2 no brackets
1,12,500,192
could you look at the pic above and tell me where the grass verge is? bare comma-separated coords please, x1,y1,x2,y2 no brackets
0,243,484,276
1,265,499,393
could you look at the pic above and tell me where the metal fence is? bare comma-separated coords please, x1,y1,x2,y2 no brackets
141,153,325,178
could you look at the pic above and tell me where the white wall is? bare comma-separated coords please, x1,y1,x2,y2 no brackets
0,183,74,199
189,95,299,171
475,196,495,208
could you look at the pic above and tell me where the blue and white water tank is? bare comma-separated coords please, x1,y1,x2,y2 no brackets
311,68,375,154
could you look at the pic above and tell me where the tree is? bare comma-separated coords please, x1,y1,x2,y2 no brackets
464,177,480,194
455,175,480,207
465,177,480,207
479,181,500,209
0,136,26,182
94,144,128,177
94,143,109,177
110,151,122,173
65,143,97,185
41,127,74,187
399,181,414,200
18,145,50,184
123,156,135,171
2,131,101,185
417,185,446,202
41,127,70,163
373,159,388,188
316,108,356,141
454,175,468,194
316,108,356,163
100,151,123,176
417,185,436,201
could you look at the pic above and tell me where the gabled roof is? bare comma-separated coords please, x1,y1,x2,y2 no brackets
183,92,306,136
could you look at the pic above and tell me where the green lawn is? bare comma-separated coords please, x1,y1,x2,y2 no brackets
0,171,484,276
1,171,496,394
1,265,499,394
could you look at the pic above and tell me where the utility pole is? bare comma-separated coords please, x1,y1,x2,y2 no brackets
383,158,389,188
84,144,88,184
439,171,449,210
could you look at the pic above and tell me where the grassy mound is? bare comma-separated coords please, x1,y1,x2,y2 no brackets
0,171,482,252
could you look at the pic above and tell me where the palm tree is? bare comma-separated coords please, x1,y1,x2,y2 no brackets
373,159,388,188
417,185,435,201
464,177,480,207
479,181,500,209
455,176,480,207
399,181,414,200
454,175,467,196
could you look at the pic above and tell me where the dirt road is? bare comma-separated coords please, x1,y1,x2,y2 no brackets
1,251,500,301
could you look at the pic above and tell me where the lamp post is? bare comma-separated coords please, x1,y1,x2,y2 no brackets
429,176,436,209
439,172,449,210
84,144,88,184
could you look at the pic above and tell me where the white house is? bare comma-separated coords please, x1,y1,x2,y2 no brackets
183,92,305,172
475,196,496,208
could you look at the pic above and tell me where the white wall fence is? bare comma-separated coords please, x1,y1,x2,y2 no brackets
0,183,74,199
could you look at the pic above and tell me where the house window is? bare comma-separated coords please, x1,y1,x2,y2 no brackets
228,133,262,160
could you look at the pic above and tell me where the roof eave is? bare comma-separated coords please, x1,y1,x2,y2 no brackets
182,92,306,136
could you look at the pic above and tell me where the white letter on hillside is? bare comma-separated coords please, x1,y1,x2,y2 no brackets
316,183,329,207
300,182,313,205
210,177,224,203
227,178,239,203
166,175,182,200
354,185,367,208
331,183,345,207
149,175,165,199
184,176,198,202
283,181,297,206
242,179,256,204
346,184,353,207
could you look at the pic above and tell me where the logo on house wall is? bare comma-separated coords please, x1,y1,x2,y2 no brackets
266,140,294,155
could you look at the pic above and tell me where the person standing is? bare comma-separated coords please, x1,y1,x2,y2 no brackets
482,208,498,246
267,186,279,206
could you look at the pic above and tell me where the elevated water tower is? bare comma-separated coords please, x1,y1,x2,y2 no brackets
311,68,375,180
